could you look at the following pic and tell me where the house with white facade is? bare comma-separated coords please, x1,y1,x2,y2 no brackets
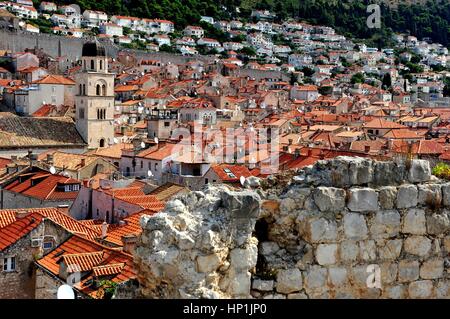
99,23,123,37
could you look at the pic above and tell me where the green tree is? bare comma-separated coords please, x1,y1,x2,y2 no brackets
382,73,392,90
351,73,365,84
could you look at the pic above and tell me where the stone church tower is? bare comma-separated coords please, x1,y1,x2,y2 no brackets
75,42,114,149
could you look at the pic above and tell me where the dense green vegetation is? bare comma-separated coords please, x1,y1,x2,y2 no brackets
35,0,450,48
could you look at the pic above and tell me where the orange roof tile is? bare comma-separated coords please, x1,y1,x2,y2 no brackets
0,213,43,250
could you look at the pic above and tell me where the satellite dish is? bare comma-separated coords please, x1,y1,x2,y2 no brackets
147,170,153,177
154,137,159,144
57,285,75,299
140,142,146,148
239,176,246,186
49,166,56,174
113,137,119,144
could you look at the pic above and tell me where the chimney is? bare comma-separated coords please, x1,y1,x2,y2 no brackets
282,145,288,152
16,210,30,219
101,221,108,239
288,138,293,145
364,145,371,153
121,234,138,254
80,158,86,167
46,154,53,164
294,148,301,158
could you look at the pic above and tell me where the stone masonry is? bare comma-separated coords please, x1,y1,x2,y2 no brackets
131,157,450,299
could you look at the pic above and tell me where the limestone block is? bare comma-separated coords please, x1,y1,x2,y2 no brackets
328,267,347,287
378,239,402,260
442,183,450,207
230,245,258,270
426,213,450,235
315,244,338,265
347,188,378,212
402,208,426,235
370,210,401,239
408,160,431,183
359,240,377,262
304,266,327,290
396,185,418,209
313,187,346,212
299,217,337,243
417,184,442,207
404,236,432,257
340,240,359,262
343,213,368,240
276,268,303,294
196,253,222,273
378,186,397,210
252,279,274,292
398,260,420,283
420,258,444,280
408,280,434,299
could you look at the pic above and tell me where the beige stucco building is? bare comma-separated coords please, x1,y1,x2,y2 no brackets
75,42,115,149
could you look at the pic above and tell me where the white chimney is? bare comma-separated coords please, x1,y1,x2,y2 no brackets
101,221,108,239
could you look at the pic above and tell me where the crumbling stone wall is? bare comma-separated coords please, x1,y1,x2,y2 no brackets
133,157,450,299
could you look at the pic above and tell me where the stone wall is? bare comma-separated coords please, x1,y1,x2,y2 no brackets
132,157,450,299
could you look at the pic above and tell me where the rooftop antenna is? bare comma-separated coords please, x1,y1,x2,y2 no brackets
49,166,56,174
239,176,246,186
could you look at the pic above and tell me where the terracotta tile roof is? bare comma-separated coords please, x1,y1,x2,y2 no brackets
4,171,81,201
0,207,100,240
33,75,75,85
36,235,136,298
85,143,132,159
37,151,99,171
364,118,407,129
102,211,150,246
93,263,125,277
149,183,189,201
0,213,43,250
211,164,253,183
101,187,165,212
63,251,104,272
0,117,85,149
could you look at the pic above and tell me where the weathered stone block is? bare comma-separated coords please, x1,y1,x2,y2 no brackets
298,217,337,243
378,239,402,260
340,240,359,262
347,188,378,212
313,187,346,212
426,213,450,235
408,280,434,299
343,213,368,240
359,240,377,262
402,208,426,235
417,184,442,207
420,258,444,280
378,186,397,210
304,266,327,290
196,253,222,273
408,160,431,183
380,262,398,284
373,161,406,185
404,236,432,257
442,183,450,207
396,185,418,209
348,157,373,185
229,272,251,296
436,281,450,299
259,241,280,256
398,260,420,283
230,245,258,270
384,285,406,299
276,268,303,294
328,267,347,287
370,210,401,239
287,292,308,299
252,279,274,292
315,244,338,265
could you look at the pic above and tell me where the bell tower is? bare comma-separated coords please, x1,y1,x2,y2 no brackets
75,41,115,149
